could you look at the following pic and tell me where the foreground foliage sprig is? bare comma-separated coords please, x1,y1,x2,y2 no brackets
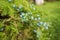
0,0,50,40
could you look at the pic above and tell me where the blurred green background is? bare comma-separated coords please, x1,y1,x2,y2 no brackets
0,0,60,40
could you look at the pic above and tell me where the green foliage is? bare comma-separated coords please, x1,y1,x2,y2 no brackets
0,0,60,40
0,0,50,40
